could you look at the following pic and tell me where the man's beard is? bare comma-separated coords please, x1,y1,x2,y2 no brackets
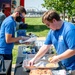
16,16,22,22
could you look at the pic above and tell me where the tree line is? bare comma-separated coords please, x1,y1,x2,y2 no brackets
42,0,75,21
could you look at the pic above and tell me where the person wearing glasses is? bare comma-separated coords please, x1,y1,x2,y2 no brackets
0,6,27,75
29,10,75,75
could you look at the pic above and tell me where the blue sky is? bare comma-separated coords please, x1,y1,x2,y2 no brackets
25,0,47,11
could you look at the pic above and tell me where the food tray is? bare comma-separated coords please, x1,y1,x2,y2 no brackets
22,59,59,69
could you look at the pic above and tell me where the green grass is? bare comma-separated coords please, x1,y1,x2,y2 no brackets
25,17,49,37
25,17,43,25
12,17,50,64
12,44,19,64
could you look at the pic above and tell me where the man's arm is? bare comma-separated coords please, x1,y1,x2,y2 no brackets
5,33,22,43
50,49,75,63
33,44,51,62
58,49,75,60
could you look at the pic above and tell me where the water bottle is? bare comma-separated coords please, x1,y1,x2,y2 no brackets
22,47,28,61
22,47,27,55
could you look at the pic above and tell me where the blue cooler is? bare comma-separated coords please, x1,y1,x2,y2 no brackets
16,30,27,37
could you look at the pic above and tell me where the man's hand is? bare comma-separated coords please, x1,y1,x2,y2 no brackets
19,36,30,43
50,55,60,63
28,58,35,66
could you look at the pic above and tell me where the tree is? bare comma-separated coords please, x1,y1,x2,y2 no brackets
42,0,75,21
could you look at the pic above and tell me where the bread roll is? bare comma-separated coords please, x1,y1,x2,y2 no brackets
48,57,52,61
46,63,55,67
29,69,52,75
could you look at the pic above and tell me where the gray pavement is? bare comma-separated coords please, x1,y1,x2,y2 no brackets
37,37,45,40
11,64,16,75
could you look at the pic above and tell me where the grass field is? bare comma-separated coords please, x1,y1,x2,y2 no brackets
25,17,49,37
12,17,50,64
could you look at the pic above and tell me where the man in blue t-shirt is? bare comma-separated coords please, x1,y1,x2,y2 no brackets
29,10,75,75
0,6,26,75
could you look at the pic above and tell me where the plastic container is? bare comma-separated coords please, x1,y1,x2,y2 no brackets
22,47,27,54
31,47,35,54
22,46,31,54
52,69,66,75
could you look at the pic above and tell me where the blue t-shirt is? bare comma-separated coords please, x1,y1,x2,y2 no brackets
45,21,75,70
0,16,16,54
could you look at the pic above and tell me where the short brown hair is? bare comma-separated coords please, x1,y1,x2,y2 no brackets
14,6,26,14
42,10,60,23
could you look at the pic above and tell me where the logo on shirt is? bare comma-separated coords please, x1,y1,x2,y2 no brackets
59,36,63,42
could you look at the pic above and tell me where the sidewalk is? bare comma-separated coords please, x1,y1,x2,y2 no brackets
11,64,16,75
37,37,45,40
11,37,45,75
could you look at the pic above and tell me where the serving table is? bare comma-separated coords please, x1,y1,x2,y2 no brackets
14,40,70,75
